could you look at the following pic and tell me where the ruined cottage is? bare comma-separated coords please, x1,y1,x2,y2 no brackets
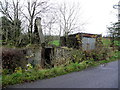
60,33,103,51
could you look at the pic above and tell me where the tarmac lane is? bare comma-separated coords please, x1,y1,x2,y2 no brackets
6,60,119,88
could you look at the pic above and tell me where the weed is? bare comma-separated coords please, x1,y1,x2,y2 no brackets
2,47,119,87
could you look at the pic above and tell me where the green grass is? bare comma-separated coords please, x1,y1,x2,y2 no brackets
102,38,120,47
0,75,1,81
102,38,111,47
49,40,60,46
114,40,120,46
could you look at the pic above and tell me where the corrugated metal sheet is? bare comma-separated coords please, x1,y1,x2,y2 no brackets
82,37,96,50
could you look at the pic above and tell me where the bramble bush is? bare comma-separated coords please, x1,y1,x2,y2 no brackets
2,47,28,73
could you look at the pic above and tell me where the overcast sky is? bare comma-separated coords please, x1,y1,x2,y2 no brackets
0,0,119,36
51,0,119,36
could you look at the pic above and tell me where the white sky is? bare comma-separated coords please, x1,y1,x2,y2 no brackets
0,0,119,36
51,0,119,36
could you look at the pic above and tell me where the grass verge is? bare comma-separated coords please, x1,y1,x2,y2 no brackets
48,40,60,46
2,50,120,87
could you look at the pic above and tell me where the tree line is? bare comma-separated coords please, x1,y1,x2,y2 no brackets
1,0,118,48
0,0,85,47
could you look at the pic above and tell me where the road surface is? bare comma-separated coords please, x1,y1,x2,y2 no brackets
7,60,119,88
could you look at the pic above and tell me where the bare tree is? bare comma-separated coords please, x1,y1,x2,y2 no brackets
0,0,23,23
0,0,23,46
0,0,13,21
42,11,58,43
57,2,83,37
21,0,50,44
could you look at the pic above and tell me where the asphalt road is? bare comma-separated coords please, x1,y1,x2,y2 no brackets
7,60,119,88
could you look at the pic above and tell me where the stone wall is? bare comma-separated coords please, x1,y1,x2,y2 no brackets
26,47,42,66
1,46,77,69
26,47,72,67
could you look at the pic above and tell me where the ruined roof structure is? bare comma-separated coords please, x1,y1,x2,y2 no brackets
60,33,102,50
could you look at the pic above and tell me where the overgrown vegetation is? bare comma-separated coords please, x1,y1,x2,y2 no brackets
107,21,120,50
2,42,120,87
2,48,27,74
2,38,120,87
2,50,119,87
102,38,111,47
0,0,119,88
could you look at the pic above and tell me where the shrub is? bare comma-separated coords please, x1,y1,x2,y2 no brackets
2,48,28,73
14,67,22,73
37,70,46,79
65,64,76,73
51,67,66,76
82,47,111,61
34,64,43,71
71,50,84,63
2,69,10,75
